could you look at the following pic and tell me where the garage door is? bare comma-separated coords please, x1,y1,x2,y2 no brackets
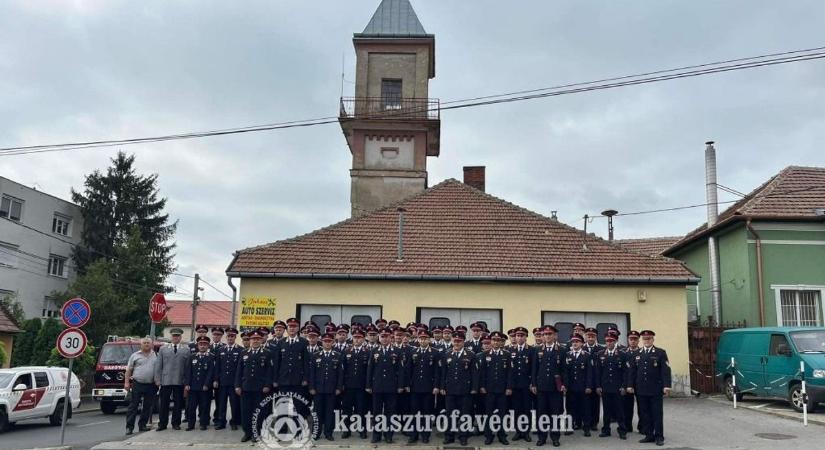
418,308,501,332
298,305,382,327
542,311,629,345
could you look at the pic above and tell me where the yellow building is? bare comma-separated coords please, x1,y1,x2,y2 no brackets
0,305,21,368
226,0,700,393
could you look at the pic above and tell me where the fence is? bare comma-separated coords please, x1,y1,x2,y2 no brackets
688,320,747,394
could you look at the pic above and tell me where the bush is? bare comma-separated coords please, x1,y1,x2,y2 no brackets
31,318,63,366
46,344,97,377
11,318,41,367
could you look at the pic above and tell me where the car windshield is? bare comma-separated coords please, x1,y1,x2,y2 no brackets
790,331,825,353
0,372,13,388
98,344,140,364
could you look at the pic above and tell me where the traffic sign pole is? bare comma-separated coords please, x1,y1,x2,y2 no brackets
59,358,73,446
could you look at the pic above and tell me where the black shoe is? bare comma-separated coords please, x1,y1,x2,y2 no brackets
185,427,195,431
619,433,627,440
251,437,258,443
512,433,522,441
656,437,664,446
599,431,610,437
156,426,167,432
126,429,134,436
371,435,382,443
459,437,468,446
230,424,238,431
523,433,532,442
422,435,430,443
359,431,368,439
385,435,394,444
484,437,494,445
443,437,455,445
325,435,334,441
583,429,591,437
342,431,351,439
138,426,152,432
536,437,546,446
199,425,207,431
564,431,574,436
552,439,560,447
408,436,419,444
215,425,226,430
241,435,252,443
172,425,181,430
639,436,655,443
499,436,509,445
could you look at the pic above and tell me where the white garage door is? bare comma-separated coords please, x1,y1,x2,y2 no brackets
418,308,502,331
299,305,381,327
542,311,629,345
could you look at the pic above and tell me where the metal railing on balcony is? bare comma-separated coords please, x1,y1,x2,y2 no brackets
339,97,440,120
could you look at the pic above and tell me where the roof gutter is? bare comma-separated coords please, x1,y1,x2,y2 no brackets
224,271,700,285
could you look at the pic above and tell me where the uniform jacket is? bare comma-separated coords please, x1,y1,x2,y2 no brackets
479,349,511,394
564,349,594,392
215,343,244,386
154,342,191,386
309,350,344,394
366,345,405,393
583,343,604,357
509,344,532,389
235,347,273,392
273,335,309,386
333,341,349,353
184,351,216,390
464,338,483,354
209,341,226,356
531,343,567,392
406,345,442,393
595,348,626,393
441,348,479,395
628,346,672,396
343,345,371,389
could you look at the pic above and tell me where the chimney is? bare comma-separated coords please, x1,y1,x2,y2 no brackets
463,166,486,192
704,140,722,325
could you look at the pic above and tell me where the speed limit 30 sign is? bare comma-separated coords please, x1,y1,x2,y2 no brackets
56,328,88,359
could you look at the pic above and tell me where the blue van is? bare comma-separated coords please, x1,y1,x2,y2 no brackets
716,327,825,412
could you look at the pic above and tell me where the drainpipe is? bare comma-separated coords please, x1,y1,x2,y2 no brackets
705,141,723,325
228,276,238,327
746,219,766,326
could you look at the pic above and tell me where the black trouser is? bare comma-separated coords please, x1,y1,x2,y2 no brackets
444,394,472,440
186,387,211,428
372,392,397,439
241,390,264,438
637,394,664,439
342,388,369,433
589,390,600,428
409,391,435,439
280,385,311,419
622,391,636,431
536,390,563,442
484,392,508,440
566,391,591,429
313,393,337,438
126,381,156,430
600,392,626,434
157,385,183,428
215,385,241,427
510,387,531,436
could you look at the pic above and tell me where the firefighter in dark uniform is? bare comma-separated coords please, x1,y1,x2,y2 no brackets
309,333,344,441
565,333,594,436
184,336,216,430
405,329,442,444
240,331,250,349
393,327,412,427
627,330,671,446
214,327,243,430
334,326,350,352
441,331,478,446
266,320,286,354
531,325,566,447
273,317,310,416
582,327,603,430
622,330,642,433
509,326,532,442
595,332,627,439
366,329,405,443
234,329,273,443
479,331,511,445
341,328,370,439
189,324,209,351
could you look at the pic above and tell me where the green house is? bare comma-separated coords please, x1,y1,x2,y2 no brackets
663,166,825,327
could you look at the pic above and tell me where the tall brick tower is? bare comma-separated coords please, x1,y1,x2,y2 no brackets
339,0,441,217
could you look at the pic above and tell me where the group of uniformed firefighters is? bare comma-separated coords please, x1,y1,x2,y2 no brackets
164,317,672,447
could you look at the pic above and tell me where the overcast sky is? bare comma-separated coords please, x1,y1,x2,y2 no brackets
2,1,824,300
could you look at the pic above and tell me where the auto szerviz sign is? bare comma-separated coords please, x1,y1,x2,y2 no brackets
239,296,277,328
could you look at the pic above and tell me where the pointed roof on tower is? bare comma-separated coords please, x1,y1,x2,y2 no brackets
356,0,432,38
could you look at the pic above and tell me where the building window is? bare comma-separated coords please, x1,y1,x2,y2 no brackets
0,242,18,268
0,195,23,221
779,289,822,326
381,79,402,109
52,214,71,236
42,297,59,318
48,255,67,277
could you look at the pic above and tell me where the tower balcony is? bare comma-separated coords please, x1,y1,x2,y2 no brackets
339,97,440,121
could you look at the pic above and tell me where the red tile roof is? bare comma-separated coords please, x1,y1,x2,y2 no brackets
166,300,232,328
666,166,825,254
228,180,697,284
0,304,21,333
615,237,683,257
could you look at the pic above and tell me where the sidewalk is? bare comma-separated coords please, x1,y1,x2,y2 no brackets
92,397,825,450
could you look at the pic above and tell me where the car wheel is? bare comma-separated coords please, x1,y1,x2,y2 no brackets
100,402,118,415
0,409,10,433
50,399,71,426
724,376,743,402
789,384,806,413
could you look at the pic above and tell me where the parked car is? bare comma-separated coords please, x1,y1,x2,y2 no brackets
717,327,825,412
0,366,81,433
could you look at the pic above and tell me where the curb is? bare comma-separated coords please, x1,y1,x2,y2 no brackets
705,395,825,426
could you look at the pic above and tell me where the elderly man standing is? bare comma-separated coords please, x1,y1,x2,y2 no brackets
125,337,158,435
155,328,190,431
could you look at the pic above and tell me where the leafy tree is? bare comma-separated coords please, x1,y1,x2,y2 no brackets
11,318,41,367
71,151,176,277
31,318,63,366
0,341,6,367
0,292,25,325
47,344,97,377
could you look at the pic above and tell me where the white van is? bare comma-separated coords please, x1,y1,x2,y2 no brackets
0,366,81,432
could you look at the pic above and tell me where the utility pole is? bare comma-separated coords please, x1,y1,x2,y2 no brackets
190,273,200,341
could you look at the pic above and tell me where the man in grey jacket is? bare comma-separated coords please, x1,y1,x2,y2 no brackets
154,328,191,431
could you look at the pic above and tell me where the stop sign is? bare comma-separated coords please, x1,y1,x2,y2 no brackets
149,293,168,323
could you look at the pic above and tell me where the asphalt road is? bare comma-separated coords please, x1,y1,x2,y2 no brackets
0,407,137,450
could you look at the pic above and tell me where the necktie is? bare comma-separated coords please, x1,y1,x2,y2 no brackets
173,344,177,354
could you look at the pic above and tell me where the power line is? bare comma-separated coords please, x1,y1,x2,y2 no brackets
716,183,746,197
2,45,825,156
169,273,232,299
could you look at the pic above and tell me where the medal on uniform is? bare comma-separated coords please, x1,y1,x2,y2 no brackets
447,358,452,363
